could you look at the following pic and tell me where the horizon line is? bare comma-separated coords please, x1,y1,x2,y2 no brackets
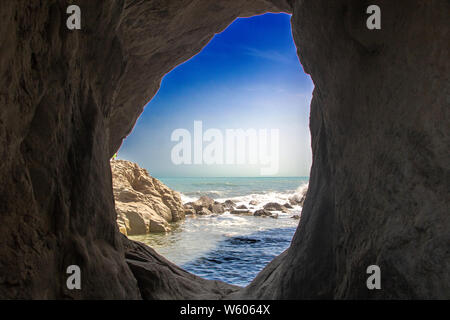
153,176,310,179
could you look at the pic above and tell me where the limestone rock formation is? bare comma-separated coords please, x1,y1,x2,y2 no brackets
0,0,448,300
111,160,184,235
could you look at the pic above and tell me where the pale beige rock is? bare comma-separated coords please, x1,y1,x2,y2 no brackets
111,160,184,235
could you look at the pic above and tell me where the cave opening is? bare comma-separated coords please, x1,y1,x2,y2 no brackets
113,13,314,287
1,0,447,300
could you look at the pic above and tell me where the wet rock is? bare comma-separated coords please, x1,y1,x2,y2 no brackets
253,209,272,217
291,215,301,220
237,204,248,209
289,195,306,207
223,200,237,209
197,207,212,215
283,203,293,209
193,196,215,212
184,204,196,216
263,202,288,213
230,210,252,216
249,200,258,205
211,203,225,214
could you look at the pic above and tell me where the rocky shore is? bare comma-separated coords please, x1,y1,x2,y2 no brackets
111,160,307,235
183,190,306,220
111,160,185,235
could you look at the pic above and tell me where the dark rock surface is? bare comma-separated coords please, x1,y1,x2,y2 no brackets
230,210,252,216
211,203,225,214
254,209,273,217
0,0,448,299
223,200,237,209
233,0,450,299
263,202,288,212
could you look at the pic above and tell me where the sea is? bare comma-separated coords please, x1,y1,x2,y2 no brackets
128,176,308,287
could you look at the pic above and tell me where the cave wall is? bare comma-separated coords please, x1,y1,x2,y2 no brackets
239,0,450,299
0,0,289,299
0,0,448,299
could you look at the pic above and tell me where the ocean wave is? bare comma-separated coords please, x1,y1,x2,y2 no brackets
180,182,309,214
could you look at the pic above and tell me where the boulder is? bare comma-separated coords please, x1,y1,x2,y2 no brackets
183,204,196,216
197,207,212,215
223,200,237,209
111,160,184,235
192,196,215,211
253,209,272,217
263,202,288,213
237,204,247,209
283,203,293,209
211,203,225,214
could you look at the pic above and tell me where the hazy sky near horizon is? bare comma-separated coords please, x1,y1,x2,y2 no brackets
119,13,314,177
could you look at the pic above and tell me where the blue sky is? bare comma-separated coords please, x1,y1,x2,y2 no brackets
119,13,314,177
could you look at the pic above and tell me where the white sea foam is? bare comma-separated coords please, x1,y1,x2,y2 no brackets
180,182,309,217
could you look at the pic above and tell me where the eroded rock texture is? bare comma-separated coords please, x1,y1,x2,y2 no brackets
112,160,184,235
237,0,450,299
0,0,448,299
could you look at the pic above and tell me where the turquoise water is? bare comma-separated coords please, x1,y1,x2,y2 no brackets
129,176,308,287
157,176,309,201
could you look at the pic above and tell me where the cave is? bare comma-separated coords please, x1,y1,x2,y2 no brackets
0,0,448,300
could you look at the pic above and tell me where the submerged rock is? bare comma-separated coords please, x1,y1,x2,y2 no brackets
111,160,185,235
